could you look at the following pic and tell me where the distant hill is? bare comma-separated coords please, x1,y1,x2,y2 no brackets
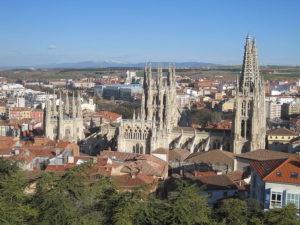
0,61,219,70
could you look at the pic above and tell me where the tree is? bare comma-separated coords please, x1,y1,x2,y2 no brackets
167,180,213,225
264,204,300,225
0,166,37,225
0,158,19,180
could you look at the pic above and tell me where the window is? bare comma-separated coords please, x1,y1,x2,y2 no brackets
290,172,298,179
286,193,300,210
271,191,282,208
276,172,282,177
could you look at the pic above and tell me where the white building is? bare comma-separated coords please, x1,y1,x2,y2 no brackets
250,158,300,211
265,100,281,120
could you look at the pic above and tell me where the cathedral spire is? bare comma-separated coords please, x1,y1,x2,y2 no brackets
52,90,57,115
72,91,76,118
140,93,145,120
133,109,136,121
65,91,70,116
232,35,266,154
240,34,254,95
251,37,261,88
77,91,82,118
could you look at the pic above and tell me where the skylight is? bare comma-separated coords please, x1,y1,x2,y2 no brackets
276,172,282,177
290,172,298,179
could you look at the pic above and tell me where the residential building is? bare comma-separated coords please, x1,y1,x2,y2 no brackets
250,158,300,212
265,100,281,120
267,128,298,152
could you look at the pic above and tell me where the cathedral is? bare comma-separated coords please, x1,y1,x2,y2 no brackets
81,34,266,155
232,34,266,154
44,92,85,142
91,64,231,155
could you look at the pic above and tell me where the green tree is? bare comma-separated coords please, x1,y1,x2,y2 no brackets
264,204,300,225
168,180,213,225
0,167,36,225
215,198,248,225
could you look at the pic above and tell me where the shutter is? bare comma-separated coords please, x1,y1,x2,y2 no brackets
264,188,271,209
282,190,287,207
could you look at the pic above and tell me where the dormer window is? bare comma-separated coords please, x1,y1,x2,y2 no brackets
290,172,298,179
276,172,282,177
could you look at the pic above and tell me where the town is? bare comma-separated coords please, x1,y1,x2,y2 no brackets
1,0,300,223
0,34,300,224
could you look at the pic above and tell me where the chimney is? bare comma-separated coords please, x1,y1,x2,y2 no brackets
68,156,74,164
130,172,136,179
93,157,97,164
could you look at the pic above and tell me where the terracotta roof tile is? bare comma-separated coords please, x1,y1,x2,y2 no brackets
168,149,190,161
235,149,300,161
263,158,300,184
112,173,157,191
267,128,298,136
152,148,169,154
186,150,234,168
250,159,287,178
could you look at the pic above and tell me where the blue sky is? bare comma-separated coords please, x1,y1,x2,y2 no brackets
0,0,299,67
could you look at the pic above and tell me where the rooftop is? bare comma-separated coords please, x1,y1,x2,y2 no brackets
235,149,299,161
251,158,300,184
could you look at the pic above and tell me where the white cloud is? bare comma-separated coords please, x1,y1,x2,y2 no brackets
48,45,57,50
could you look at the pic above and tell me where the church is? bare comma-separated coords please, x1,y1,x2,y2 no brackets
117,34,266,154
81,34,266,155
44,91,85,142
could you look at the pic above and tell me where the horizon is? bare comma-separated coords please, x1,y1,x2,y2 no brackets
0,0,300,67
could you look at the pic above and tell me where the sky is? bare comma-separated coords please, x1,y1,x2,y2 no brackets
0,0,299,67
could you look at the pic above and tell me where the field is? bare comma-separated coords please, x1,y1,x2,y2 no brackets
0,66,299,81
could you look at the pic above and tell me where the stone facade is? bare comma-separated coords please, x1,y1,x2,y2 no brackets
116,64,231,154
44,92,85,142
232,34,266,154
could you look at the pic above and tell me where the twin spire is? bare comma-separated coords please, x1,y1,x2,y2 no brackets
46,91,82,119
239,34,262,95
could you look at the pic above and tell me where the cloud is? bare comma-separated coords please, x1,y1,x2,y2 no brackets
48,45,57,50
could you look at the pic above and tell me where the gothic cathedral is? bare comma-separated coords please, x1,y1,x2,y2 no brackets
232,34,266,154
44,92,85,142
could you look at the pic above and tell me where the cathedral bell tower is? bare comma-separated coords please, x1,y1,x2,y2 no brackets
232,34,266,154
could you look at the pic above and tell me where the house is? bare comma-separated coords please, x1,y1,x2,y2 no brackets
167,173,245,205
267,128,298,152
168,148,191,174
184,149,235,174
250,158,300,211
234,149,300,171
289,136,300,154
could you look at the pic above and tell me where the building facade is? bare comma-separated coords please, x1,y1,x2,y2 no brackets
44,92,85,142
232,34,266,154
116,64,231,154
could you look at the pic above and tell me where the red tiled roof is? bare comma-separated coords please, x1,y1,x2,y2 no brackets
186,150,234,168
263,158,300,184
236,149,300,161
205,120,231,130
193,171,216,176
168,149,190,161
250,159,286,178
101,150,168,178
152,148,169,154
267,128,297,136
111,173,158,191
96,111,122,121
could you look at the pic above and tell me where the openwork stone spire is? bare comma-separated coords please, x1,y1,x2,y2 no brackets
232,34,266,154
